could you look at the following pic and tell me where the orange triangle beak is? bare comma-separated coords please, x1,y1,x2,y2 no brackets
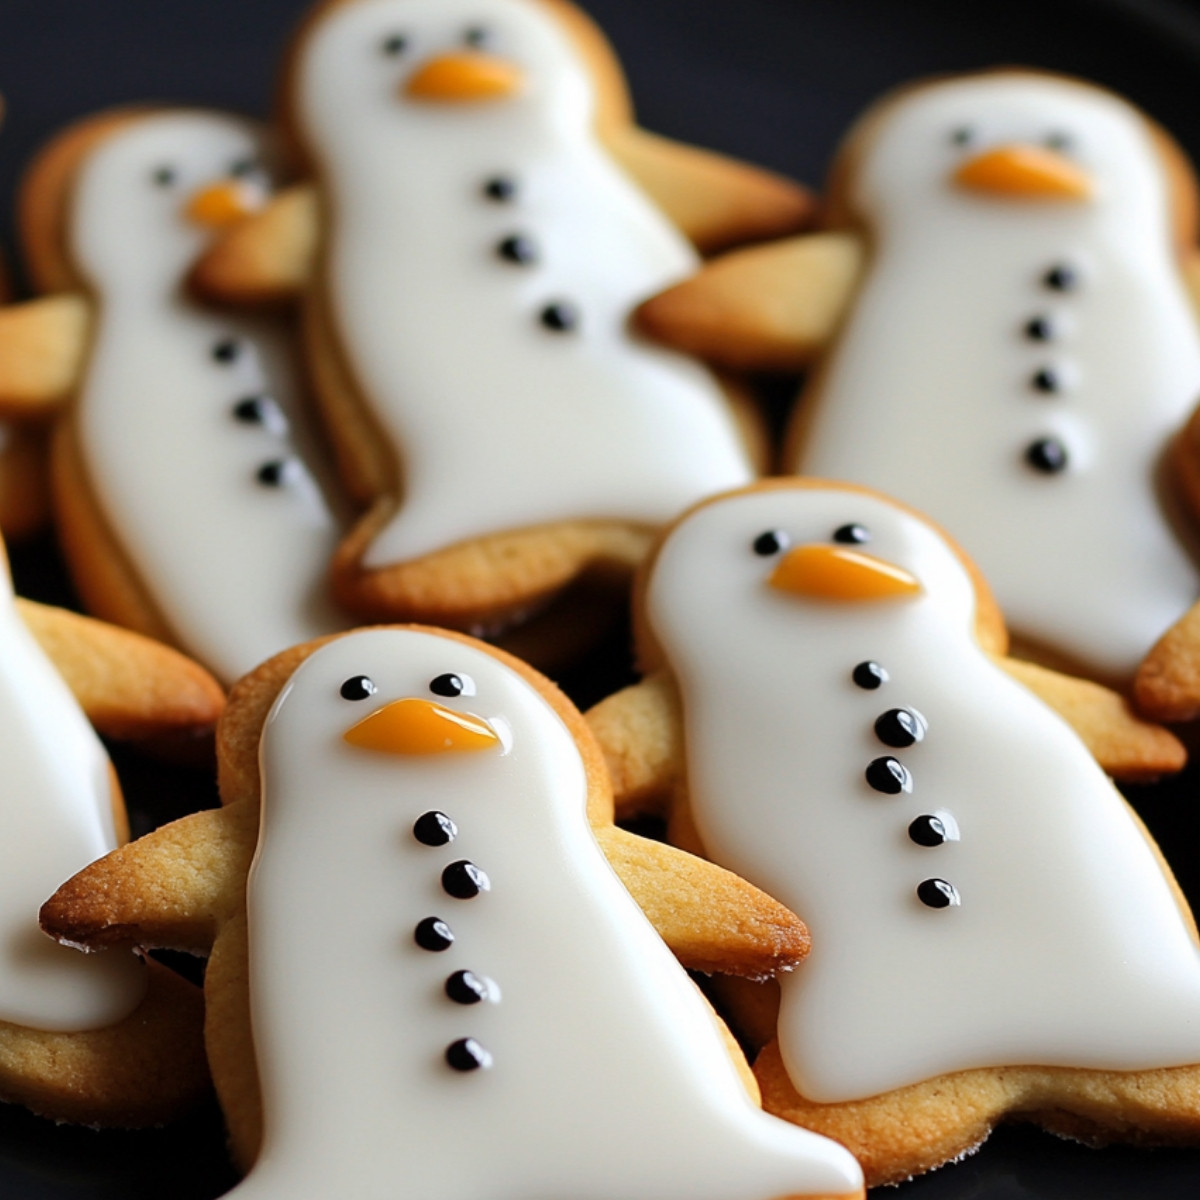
185,179,266,228
343,697,500,755
953,144,1093,201
404,52,525,102
769,544,922,603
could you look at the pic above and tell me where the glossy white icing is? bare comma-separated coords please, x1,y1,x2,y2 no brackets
294,0,753,568
0,554,144,1030
789,74,1200,678
647,485,1200,1104
226,628,860,1198
68,111,346,685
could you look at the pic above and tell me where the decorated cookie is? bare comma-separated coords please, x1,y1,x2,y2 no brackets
40,626,862,1200
0,535,218,1125
637,70,1200,684
190,0,817,634
0,107,349,685
587,479,1200,1186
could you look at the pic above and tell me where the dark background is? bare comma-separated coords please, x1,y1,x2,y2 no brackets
4,0,1200,1196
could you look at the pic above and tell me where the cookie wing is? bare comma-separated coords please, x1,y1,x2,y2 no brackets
0,294,91,414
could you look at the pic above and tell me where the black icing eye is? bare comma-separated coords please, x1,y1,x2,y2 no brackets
463,24,492,48
1044,131,1074,153
229,158,259,178
833,523,870,545
752,530,789,557
340,675,378,701
152,165,177,188
949,126,976,148
381,32,409,55
430,673,475,698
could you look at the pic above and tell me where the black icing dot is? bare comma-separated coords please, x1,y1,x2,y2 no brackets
1042,264,1079,292
413,811,457,847
463,25,492,48
445,969,493,1005
497,234,538,265
908,815,948,847
832,523,870,545
1023,316,1054,342
865,756,912,795
950,126,976,147
414,917,455,951
875,707,927,749
539,301,580,333
381,32,409,55
917,878,960,908
211,338,241,364
442,860,490,899
852,661,888,690
446,1037,492,1071
483,175,517,202
1045,131,1074,153
339,675,377,701
152,165,177,188
232,396,270,424
752,530,789,557
430,673,474,698
230,158,258,179
256,459,296,487
1031,367,1062,394
1025,437,1069,474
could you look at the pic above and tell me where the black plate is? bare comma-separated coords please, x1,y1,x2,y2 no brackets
3,0,1200,1196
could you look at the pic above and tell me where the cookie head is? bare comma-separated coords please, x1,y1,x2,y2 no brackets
844,73,1180,234
67,111,273,292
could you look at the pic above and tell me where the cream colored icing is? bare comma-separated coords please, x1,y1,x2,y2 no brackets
226,628,860,1198
646,485,1200,1104
789,74,1200,679
0,557,144,1030
68,111,346,685
294,0,754,568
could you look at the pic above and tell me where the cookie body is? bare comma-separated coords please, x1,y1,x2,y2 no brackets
32,109,346,683
787,73,1200,680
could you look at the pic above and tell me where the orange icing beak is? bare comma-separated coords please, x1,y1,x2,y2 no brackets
185,179,266,228
953,144,1093,201
404,52,525,102
343,697,500,755
769,544,922,603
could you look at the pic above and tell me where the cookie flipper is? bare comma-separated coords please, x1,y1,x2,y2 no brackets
40,804,254,955
16,598,225,741
594,824,810,978
1135,601,1200,723
586,671,683,820
0,294,91,414
606,126,815,255
190,185,319,306
635,233,863,371
997,655,1186,779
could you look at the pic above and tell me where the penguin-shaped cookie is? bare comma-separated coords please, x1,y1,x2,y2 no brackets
191,0,815,634
638,70,1200,684
0,107,348,685
587,479,1200,1185
0,534,218,1124
41,626,862,1200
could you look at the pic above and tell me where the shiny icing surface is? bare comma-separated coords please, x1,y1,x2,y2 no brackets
68,111,345,685
0,557,144,1030
647,486,1200,1103
789,74,1200,678
295,0,754,567
232,628,859,1198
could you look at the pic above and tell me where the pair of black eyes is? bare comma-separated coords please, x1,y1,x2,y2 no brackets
382,25,491,56
950,126,1074,153
752,524,869,557
151,158,260,189
339,673,475,701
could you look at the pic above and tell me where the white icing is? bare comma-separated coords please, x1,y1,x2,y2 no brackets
226,628,859,1198
68,111,347,685
0,554,144,1030
646,485,1200,1104
294,0,753,567
789,74,1200,678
